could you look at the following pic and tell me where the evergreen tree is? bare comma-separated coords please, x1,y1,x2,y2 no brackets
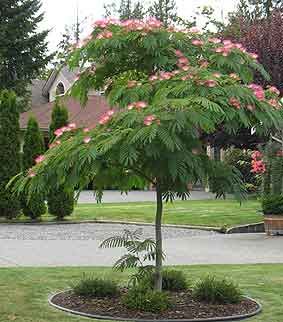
148,0,177,27
48,99,74,220
104,0,145,20
22,116,46,219
0,0,51,99
0,90,21,219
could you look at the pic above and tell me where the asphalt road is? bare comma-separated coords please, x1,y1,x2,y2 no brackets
0,223,282,267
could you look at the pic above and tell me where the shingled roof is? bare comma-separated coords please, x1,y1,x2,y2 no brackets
20,96,112,132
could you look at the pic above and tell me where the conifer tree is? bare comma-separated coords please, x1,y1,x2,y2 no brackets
104,0,145,20
149,0,177,27
0,90,21,219
48,100,74,220
22,116,46,219
0,0,50,99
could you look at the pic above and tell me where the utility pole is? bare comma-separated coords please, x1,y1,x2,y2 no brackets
75,2,80,44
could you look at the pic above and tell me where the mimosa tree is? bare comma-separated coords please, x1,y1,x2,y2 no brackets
11,18,283,290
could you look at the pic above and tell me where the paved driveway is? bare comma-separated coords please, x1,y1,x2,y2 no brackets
78,190,215,203
0,223,282,267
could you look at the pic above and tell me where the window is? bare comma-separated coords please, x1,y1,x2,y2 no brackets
56,82,65,96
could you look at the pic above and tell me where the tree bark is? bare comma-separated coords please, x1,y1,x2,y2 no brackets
154,184,163,291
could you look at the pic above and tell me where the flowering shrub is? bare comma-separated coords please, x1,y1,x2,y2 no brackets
11,17,283,290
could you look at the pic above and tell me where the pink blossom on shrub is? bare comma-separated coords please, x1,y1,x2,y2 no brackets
28,169,36,178
83,127,90,133
251,159,266,173
267,86,280,96
208,37,221,44
191,39,204,46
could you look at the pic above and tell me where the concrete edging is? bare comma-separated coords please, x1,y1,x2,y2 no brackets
226,222,264,234
0,219,221,232
49,290,262,322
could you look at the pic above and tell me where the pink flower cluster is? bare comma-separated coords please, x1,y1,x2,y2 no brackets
191,39,204,46
213,39,257,58
127,101,148,110
93,17,163,32
99,109,115,125
28,168,36,178
96,30,113,39
143,115,160,126
35,155,45,164
248,84,265,101
251,151,266,174
54,123,77,138
127,80,142,88
83,136,91,144
49,140,61,149
267,86,280,96
175,49,190,71
229,97,241,109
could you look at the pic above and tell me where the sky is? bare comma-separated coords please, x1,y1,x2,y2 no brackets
41,0,239,52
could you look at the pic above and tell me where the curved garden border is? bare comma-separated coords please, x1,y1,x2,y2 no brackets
49,291,262,322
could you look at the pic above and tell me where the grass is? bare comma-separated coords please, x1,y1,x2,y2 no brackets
0,264,282,322
0,199,262,228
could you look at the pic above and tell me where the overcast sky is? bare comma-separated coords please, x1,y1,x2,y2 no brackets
41,0,238,52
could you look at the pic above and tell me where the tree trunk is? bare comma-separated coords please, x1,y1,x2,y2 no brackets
154,184,163,291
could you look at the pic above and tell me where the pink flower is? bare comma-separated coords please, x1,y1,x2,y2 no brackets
159,72,173,80
149,75,159,81
172,70,180,75
229,97,241,109
268,99,279,108
251,159,266,173
144,115,156,126
83,127,90,133
35,155,45,164
28,169,36,178
83,136,91,144
54,129,63,137
229,73,240,80
127,103,135,110
212,72,221,78
96,31,113,40
223,39,232,45
200,60,209,68
255,90,265,100
204,80,217,87
99,115,110,125
267,86,280,96
252,151,262,160
181,65,189,71
55,140,61,146
68,123,76,130
136,101,147,109
146,17,162,28
175,50,184,57
189,27,200,33
191,39,203,46
208,37,221,44
178,57,189,65
249,53,258,60
107,109,115,116
93,19,109,28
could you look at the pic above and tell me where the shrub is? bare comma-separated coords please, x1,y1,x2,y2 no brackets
262,195,283,215
72,276,119,298
123,285,170,313
47,187,74,220
22,116,46,220
0,90,21,219
193,275,242,304
144,269,188,291
48,99,74,220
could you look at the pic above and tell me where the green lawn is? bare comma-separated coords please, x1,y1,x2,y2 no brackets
73,199,262,228
0,264,282,322
0,199,262,228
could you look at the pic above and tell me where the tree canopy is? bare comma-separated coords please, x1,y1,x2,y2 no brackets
11,17,283,289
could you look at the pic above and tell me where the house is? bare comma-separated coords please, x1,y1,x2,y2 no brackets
20,66,111,142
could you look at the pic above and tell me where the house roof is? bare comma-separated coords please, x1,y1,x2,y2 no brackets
29,79,49,107
20,96,112,132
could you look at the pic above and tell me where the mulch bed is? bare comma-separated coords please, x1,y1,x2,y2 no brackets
51,289,259,321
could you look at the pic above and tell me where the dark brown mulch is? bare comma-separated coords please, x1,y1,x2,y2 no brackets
51,289,259,321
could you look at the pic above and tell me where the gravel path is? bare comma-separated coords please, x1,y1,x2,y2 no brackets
0,223,215,241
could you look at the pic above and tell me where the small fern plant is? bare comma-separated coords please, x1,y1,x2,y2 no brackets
100,228,164,286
